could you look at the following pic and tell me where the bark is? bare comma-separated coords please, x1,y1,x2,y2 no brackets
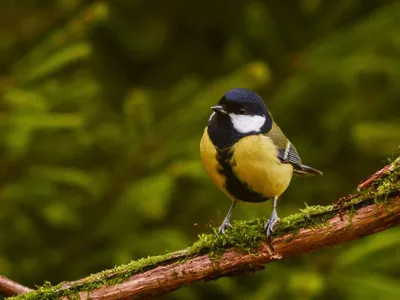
0,275,32,297
2,158,400,300
77,195,400,300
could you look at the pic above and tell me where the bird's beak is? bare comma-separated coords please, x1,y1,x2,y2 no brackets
211,105,228,115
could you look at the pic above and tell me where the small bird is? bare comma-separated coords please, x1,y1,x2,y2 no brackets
200,88,322,236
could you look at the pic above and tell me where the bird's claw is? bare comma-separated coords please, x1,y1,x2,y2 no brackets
264,214,280,237
218,221,232,235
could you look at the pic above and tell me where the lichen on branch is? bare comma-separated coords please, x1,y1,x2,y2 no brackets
7,157,400,300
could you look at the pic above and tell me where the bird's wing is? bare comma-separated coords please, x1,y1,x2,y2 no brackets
265,122,303,170
266,122,323,176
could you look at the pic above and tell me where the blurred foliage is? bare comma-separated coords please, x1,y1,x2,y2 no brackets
0,0,399,299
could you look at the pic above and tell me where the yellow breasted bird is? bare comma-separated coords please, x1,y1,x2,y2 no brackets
200,88,323,236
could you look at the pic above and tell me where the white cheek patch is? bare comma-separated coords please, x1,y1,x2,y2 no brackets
229,114,266,134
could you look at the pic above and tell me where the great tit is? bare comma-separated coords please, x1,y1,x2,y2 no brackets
200,88,322,236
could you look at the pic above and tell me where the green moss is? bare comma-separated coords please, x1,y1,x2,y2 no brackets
273,204,335,236
346,205,356,229
188,217,266,257
9,253,176,300
9,158,400,300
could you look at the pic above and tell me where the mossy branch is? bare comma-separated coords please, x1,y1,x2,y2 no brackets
5,158,400,300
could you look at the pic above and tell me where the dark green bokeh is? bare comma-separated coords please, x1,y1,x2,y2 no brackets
0,1,399,299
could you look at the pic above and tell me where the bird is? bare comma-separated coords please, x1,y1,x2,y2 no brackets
200,88,323,236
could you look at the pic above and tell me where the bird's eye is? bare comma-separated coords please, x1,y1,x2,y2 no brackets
239,108,246,115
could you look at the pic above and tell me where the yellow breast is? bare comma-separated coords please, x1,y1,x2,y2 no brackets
200,128,232,199
232,134,293,199
200,128,293,202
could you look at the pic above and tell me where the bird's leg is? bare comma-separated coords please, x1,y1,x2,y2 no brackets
218,201,236,234
264,196,280,237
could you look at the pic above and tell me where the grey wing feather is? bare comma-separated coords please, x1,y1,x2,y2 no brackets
278,142,323,176
277,142,303,170
267,123,322,176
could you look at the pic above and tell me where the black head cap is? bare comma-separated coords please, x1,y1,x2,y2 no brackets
218,88,270,117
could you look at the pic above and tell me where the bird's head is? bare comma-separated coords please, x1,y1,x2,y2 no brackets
209,88,272,135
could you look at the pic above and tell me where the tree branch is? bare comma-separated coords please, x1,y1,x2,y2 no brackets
6,158,400,300
0,275,32,297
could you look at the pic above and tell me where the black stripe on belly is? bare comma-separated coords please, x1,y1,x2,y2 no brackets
216,148,269,203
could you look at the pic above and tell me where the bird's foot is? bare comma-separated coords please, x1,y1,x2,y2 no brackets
264,213,280,237
218,221,232,235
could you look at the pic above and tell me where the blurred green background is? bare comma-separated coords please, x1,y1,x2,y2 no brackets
1,1,399,299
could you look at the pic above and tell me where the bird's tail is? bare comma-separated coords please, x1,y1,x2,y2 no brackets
294,164,323,177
